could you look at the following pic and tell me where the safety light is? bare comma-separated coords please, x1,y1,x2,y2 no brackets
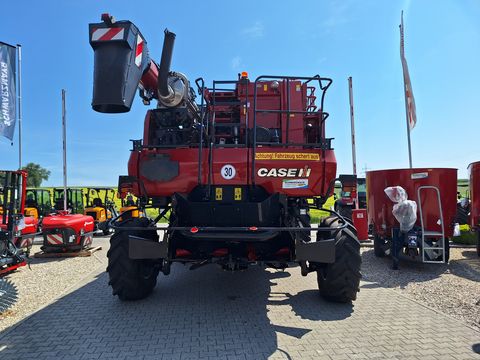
241,71,248,79
190,227,199,234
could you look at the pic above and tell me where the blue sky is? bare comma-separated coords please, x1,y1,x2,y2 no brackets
1,0,479,185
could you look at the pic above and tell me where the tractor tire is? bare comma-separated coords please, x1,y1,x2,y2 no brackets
335,203,353,221
107,217,160,301
373,234,386,257
316,216,361,303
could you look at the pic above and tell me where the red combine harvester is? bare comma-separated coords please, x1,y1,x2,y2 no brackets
367,168,457,269
468,161,480,256
0,170,36,275
89,14,361,302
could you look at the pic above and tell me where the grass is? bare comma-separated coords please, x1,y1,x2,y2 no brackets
310,195,336,223
458,179,469,197
452,224,478,245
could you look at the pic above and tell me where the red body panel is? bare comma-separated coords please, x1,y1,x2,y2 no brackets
352,209,368,241
22,216,38,235
367,168,457,238
128,147,336,198
469,161,480,229
131,76,337,199
0,214,38,234
42,214,95,234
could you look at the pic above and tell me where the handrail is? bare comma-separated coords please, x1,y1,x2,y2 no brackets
251,74,333,185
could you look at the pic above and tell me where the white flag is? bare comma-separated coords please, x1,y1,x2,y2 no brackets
400,12,417,130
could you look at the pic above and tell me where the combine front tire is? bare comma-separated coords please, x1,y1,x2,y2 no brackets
107,218,160,301
316,216,361,303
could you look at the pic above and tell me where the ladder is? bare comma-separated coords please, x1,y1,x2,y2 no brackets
417,186,446,263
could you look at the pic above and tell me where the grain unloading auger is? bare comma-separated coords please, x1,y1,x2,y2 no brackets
89,14,361,303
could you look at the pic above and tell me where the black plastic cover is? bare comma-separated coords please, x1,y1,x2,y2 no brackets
89,21,150,113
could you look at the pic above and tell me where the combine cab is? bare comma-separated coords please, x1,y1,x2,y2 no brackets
84,187,118,235
0,170,33,275
88,14,361,303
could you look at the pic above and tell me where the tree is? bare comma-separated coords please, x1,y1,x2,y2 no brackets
21,163,51,187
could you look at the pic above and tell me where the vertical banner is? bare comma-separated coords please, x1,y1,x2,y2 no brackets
0,42,17,141
400,13,417,130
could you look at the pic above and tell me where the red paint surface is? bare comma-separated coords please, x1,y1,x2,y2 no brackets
128,78,337,199
469,161,480,228
367,168,457,238
42,214,95,244
352,209,368,241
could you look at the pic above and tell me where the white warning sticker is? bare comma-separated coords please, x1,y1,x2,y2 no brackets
282,179,308,189
411,172,428,180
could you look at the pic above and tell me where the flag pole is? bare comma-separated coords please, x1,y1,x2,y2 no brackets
17,44,22,169
348,76,359,210
62,89,67,212
400,11,413,168
348,77,357,177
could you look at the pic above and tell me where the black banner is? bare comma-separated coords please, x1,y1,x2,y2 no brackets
0,42,16,141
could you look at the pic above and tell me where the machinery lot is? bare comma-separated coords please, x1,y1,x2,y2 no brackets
0,236,479,359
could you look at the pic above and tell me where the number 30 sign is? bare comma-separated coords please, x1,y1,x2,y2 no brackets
221,164,236,180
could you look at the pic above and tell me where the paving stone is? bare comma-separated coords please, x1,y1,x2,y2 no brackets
0,265,479,360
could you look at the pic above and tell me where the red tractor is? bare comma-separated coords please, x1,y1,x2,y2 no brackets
89,14,361,302
0,170,35,275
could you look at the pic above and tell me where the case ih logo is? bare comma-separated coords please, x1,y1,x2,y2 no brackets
257,166,311,178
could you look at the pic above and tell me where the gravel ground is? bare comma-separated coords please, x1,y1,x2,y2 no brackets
361,245,480,330
0,236,109,332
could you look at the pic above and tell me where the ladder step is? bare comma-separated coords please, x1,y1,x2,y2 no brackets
423,231,443,237
423,247,444,250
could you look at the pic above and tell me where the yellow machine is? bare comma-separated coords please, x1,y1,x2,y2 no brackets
118,193,143,221
84,188,118,235
24,188,53,221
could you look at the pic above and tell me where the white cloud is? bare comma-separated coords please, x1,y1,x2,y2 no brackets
242,21,264,38
231,56,242,70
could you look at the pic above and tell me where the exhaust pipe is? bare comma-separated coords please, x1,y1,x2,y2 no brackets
157,29,176,101
156,29,190,108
